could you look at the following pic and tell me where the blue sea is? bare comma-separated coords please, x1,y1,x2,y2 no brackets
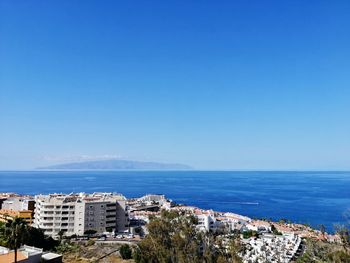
1,171,349,232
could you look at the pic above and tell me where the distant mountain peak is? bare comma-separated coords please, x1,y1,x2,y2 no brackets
37,159,192,170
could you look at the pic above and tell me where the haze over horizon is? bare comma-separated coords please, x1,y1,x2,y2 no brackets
1,1,350,170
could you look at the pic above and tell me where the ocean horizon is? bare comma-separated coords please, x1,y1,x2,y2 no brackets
1,170,349,232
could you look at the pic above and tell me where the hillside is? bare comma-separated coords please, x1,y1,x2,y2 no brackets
37,159,192,170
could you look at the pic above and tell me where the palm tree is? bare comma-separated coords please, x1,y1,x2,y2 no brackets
3,217,29,263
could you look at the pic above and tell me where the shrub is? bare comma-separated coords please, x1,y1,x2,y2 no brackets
84,229,97,236
242,230,257,239
120,244,132,259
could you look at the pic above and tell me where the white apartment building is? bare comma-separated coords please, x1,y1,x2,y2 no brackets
139,194,166,203
33,193,128,238
196,213,217,232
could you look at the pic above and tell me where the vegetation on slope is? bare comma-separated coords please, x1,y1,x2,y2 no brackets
133,210,242,263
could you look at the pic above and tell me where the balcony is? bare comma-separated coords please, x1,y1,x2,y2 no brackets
106,212,116,216
40,219,54,223
43,212,54,215
106,221,116,226
41,225,53,230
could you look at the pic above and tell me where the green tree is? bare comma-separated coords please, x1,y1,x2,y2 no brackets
271,224,282,235
242,230,257,239
25,226,59,251
120,244,132,259
106,227,113,233
58,229,65,241
1,217,29,263
84,229,97,237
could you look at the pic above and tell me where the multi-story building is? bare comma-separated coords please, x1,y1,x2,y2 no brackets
0,209,34,224
0,196,36,224
1,197,35,211
196,213,217,232
33,193,128,238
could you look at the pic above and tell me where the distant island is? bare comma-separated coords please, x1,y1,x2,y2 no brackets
37,159,192,170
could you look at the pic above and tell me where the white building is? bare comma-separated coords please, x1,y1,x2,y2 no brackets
1,197,35,211
33,193,128,238
137,194,174,209
0,245,62,263
196,213,217,232
139,194,166,204
246,220,272,233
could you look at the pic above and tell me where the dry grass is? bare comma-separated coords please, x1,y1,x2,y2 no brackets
61,242,134,263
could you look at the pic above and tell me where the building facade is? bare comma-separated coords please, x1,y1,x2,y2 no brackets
0,196,35,224
0,209,34,224
33,193,128,238
1,197,35,211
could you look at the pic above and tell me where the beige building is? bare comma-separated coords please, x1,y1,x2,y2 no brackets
0,209,34,224
33,193,128,238
0,195,35,225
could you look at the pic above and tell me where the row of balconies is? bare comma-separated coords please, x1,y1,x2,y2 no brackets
35,218,75,223
42,223,73,227
40,223,74,229
36,204,75,209
44,228,75,234
38,215,75,219
106,212,116,216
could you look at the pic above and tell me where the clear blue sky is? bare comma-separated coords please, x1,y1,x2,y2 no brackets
1,0,349,170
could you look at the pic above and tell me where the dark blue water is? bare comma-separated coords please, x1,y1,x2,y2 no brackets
1,171,349,232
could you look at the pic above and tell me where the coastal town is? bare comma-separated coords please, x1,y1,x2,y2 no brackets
0,192,344,263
